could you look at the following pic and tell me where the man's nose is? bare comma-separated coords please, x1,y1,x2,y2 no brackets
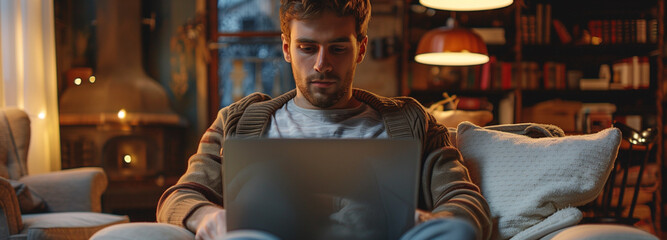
314,47,333,73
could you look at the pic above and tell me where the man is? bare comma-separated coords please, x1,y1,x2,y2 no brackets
156,0,492,239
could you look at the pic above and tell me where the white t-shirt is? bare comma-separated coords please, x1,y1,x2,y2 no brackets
266,99,388,139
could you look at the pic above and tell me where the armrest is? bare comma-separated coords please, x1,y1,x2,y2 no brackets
19,167,107,212
0,177,23,238
541,224,659,240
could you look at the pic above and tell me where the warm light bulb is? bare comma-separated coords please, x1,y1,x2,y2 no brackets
123,154,132,164
89,76,96,83
74,78,82,85
118,109,127,119
38,112,46,119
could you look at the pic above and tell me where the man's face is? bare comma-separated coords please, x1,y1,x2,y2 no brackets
282,11,367,109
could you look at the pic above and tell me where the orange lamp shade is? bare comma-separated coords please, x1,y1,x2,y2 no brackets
415,27,489,66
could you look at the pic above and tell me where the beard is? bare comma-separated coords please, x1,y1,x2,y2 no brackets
297,72,352,109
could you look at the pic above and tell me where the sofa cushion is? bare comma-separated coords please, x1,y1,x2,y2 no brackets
20,212,129,240
540,224,658,240
514,207,582,240
456,122,621,240
90,222,195,240
8,179,46,214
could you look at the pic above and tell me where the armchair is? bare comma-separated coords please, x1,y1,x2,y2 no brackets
0,108,128,240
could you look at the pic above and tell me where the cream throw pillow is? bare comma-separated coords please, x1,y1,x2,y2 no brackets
456,122,621,240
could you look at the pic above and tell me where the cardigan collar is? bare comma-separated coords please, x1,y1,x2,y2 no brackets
235,88,415,139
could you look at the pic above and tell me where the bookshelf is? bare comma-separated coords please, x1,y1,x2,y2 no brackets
403,0,664,233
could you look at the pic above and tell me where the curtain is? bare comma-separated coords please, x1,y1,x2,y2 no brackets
0,0,61,174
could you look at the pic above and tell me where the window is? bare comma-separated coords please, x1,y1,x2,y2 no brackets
209,0,294,118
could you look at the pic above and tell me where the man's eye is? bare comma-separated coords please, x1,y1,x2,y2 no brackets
331,46,347,54
299,45,316,53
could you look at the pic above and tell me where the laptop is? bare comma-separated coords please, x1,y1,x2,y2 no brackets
223,138,420,240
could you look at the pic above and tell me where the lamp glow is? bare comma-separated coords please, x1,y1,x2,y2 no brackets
118,109,127,119
415,52,490,66
38,112,46,119
74,78,82,85
89,76,96,83
420,0,513,11
123,154,132,164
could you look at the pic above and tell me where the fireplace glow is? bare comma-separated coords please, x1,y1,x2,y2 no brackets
118,109,127,119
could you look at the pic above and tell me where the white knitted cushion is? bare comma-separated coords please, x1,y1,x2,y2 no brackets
456,122,621,240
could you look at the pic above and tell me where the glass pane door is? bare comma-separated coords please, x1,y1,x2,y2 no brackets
215,0,293,108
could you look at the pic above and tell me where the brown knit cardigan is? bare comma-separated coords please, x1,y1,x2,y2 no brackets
156,88,492,240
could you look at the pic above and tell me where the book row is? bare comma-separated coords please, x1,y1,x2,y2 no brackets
520,3,658,45
457,56,650,91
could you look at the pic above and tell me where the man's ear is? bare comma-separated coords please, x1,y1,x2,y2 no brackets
281,34,291,63
356,35,368,63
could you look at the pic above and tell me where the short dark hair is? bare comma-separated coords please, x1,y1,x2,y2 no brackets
280,0,371,42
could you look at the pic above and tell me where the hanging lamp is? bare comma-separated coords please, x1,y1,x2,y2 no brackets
414,0,513,66
415,17,489,66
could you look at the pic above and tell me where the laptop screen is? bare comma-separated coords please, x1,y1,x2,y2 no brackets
223,138,420,240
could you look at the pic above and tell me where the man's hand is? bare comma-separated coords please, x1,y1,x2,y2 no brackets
186,205,226,240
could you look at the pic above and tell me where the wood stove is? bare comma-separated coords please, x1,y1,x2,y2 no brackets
58,0,187,221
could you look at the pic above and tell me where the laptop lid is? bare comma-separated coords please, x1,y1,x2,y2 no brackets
223,138,420,240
